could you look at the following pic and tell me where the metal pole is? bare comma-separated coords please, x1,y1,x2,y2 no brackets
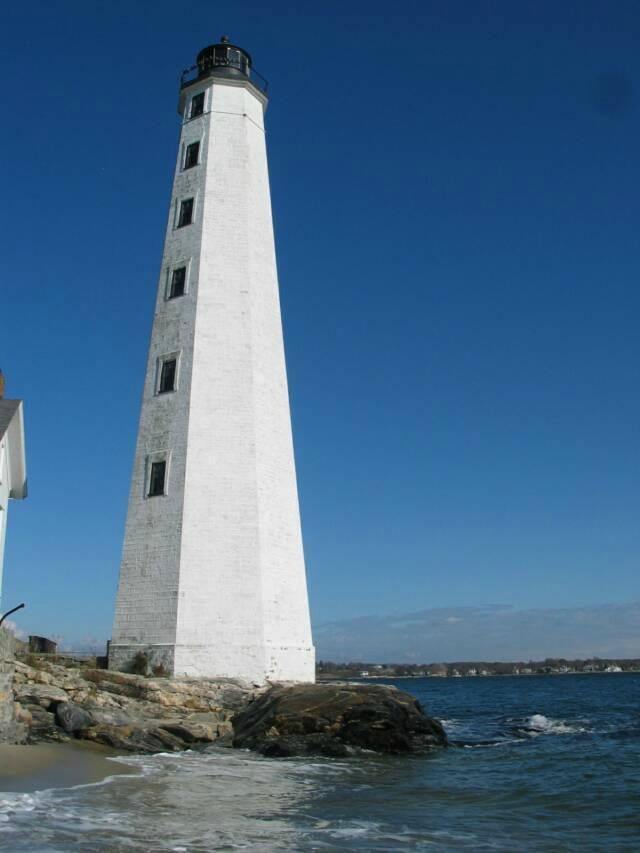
0,603,25,628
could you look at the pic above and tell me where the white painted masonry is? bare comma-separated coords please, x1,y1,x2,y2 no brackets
0,399,27,603
110,55,315,682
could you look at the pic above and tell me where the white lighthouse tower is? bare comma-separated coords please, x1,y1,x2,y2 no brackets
110,37,315,683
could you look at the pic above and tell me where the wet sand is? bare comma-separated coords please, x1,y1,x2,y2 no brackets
0,741,136,793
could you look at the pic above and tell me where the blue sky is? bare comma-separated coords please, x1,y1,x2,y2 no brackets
1,1,639,658
315,603,640,663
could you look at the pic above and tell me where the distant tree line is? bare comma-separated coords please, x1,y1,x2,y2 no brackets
317,657,640,678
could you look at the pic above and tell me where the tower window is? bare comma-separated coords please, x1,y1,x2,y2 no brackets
177,198,194,228
158,358,177,394
184,141,200,170
190,92,205,118
169,266,186,299
148,460,166,497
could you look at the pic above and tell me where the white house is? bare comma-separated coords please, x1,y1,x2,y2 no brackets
0,374,27,602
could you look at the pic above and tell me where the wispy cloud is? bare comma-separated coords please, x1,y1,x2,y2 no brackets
313,602,640,662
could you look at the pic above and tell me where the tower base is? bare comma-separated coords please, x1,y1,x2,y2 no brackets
108,642,315,684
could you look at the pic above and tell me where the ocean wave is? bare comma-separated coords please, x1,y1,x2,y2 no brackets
461,738,522,749
447,712,592,749
439,718,480,739
1,672,637,853
327,820,382,838
0,747,373,851
515,714,590,736
0,792,37,823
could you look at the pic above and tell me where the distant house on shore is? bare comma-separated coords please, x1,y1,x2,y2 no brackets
0,372,27,601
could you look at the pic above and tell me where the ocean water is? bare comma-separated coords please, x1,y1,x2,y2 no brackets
1,673,639,851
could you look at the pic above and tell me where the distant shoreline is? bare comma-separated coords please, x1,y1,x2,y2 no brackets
318,658,640,680
338,669,639,679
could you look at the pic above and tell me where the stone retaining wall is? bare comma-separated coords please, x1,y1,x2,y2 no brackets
0,626,17,741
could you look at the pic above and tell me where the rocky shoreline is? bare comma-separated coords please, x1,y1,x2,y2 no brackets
11,656,447,757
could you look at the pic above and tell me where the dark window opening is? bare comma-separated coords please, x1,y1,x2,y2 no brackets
178,198,194,228
190,92,205,118
169,266,186,298
159,359,177,394
148,460,166,497
184,141,200,169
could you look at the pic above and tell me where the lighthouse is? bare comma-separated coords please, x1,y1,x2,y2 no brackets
110,38,315,683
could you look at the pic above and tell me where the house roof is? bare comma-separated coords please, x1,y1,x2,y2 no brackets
0,399,27,499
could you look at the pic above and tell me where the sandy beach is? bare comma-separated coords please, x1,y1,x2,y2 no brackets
0,741,135,793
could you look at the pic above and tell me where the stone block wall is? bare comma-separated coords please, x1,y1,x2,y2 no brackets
0,626,17,741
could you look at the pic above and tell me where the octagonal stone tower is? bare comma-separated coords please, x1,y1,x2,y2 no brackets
110,38,315,682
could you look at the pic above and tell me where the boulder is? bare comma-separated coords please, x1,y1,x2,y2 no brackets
14,702,32,728
27,706,69,743
80,706,138,727
82,670,148,700
232,683,447,757
160,712,230,744
14,683,69,709
80,723,164,753
159,722,212,744
80,722,190,753
56,702,94,734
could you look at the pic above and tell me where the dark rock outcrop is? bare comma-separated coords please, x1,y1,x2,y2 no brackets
29,706,69,742
56,702,94,734
232,683,447,757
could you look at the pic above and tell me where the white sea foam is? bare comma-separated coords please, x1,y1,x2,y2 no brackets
328,820,382,838
524,714,588,735
0,746,368,851
0,792,38,822
439,718,476,737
